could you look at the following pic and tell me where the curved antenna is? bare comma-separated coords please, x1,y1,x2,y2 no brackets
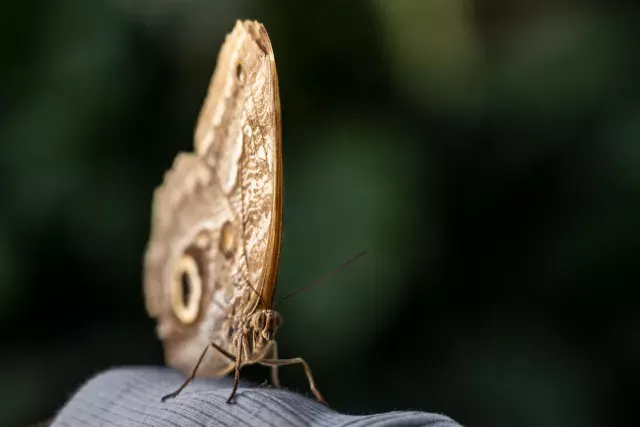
273,250,367,308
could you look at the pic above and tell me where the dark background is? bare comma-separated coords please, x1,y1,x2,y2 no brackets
2,1,639,426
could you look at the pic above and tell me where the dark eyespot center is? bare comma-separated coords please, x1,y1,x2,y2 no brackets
235,62,244,82
180,271,191,306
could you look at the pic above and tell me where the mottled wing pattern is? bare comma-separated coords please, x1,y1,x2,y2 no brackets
144,154,238,375
194,20,282,309
143,20,282,378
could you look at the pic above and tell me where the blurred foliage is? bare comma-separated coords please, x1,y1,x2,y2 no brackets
1,1,639,426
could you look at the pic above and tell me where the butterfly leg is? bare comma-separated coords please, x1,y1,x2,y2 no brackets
227,348,243,404
227,332,253,404
259,357,327,406
265,341,281,388
161,342,235,402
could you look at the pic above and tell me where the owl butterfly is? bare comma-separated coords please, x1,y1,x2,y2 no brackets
143,20,327,405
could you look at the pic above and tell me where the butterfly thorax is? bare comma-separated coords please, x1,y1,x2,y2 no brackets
231,308,282,362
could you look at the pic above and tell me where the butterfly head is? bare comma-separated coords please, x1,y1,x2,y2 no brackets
250,309,282,342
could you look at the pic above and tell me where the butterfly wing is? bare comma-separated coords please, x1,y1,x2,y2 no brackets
194,20,283,310
143,20,282,377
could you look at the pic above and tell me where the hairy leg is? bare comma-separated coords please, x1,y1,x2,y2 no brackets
259,357,326,405
161,342,235,402
264,341,281,388
227,333,250,404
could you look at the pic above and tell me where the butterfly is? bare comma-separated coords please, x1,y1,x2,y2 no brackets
142,19,327,405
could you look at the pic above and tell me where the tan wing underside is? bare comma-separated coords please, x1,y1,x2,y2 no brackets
194,20,283,310
144,154,240,376
143,21,282,378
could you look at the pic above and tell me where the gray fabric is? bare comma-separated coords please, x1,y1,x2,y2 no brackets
51,367,461,427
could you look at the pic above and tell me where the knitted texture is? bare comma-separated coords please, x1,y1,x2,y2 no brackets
51,367,461,427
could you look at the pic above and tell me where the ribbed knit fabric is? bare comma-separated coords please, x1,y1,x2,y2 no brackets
51,367,461,427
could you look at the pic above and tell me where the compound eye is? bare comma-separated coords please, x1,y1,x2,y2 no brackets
273,312,282,329
252,311,266,330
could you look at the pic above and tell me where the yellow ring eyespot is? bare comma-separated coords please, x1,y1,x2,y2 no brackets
171,254,202,324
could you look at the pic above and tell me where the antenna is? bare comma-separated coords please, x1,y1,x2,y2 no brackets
273,250,367,308
247,281,267,308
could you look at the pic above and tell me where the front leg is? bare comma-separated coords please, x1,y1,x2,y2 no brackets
264,341,281,388
227,333,251,404
161,342,235,402
227,346,243,404
259,356,327,406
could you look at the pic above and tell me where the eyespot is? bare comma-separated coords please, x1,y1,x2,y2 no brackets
219,221,236,259
171,253,203,324
235,62,245,83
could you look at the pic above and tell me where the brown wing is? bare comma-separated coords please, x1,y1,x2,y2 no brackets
194,20,282,310
143,20,282,378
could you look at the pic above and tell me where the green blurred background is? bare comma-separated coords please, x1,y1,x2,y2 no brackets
1,1,639,426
